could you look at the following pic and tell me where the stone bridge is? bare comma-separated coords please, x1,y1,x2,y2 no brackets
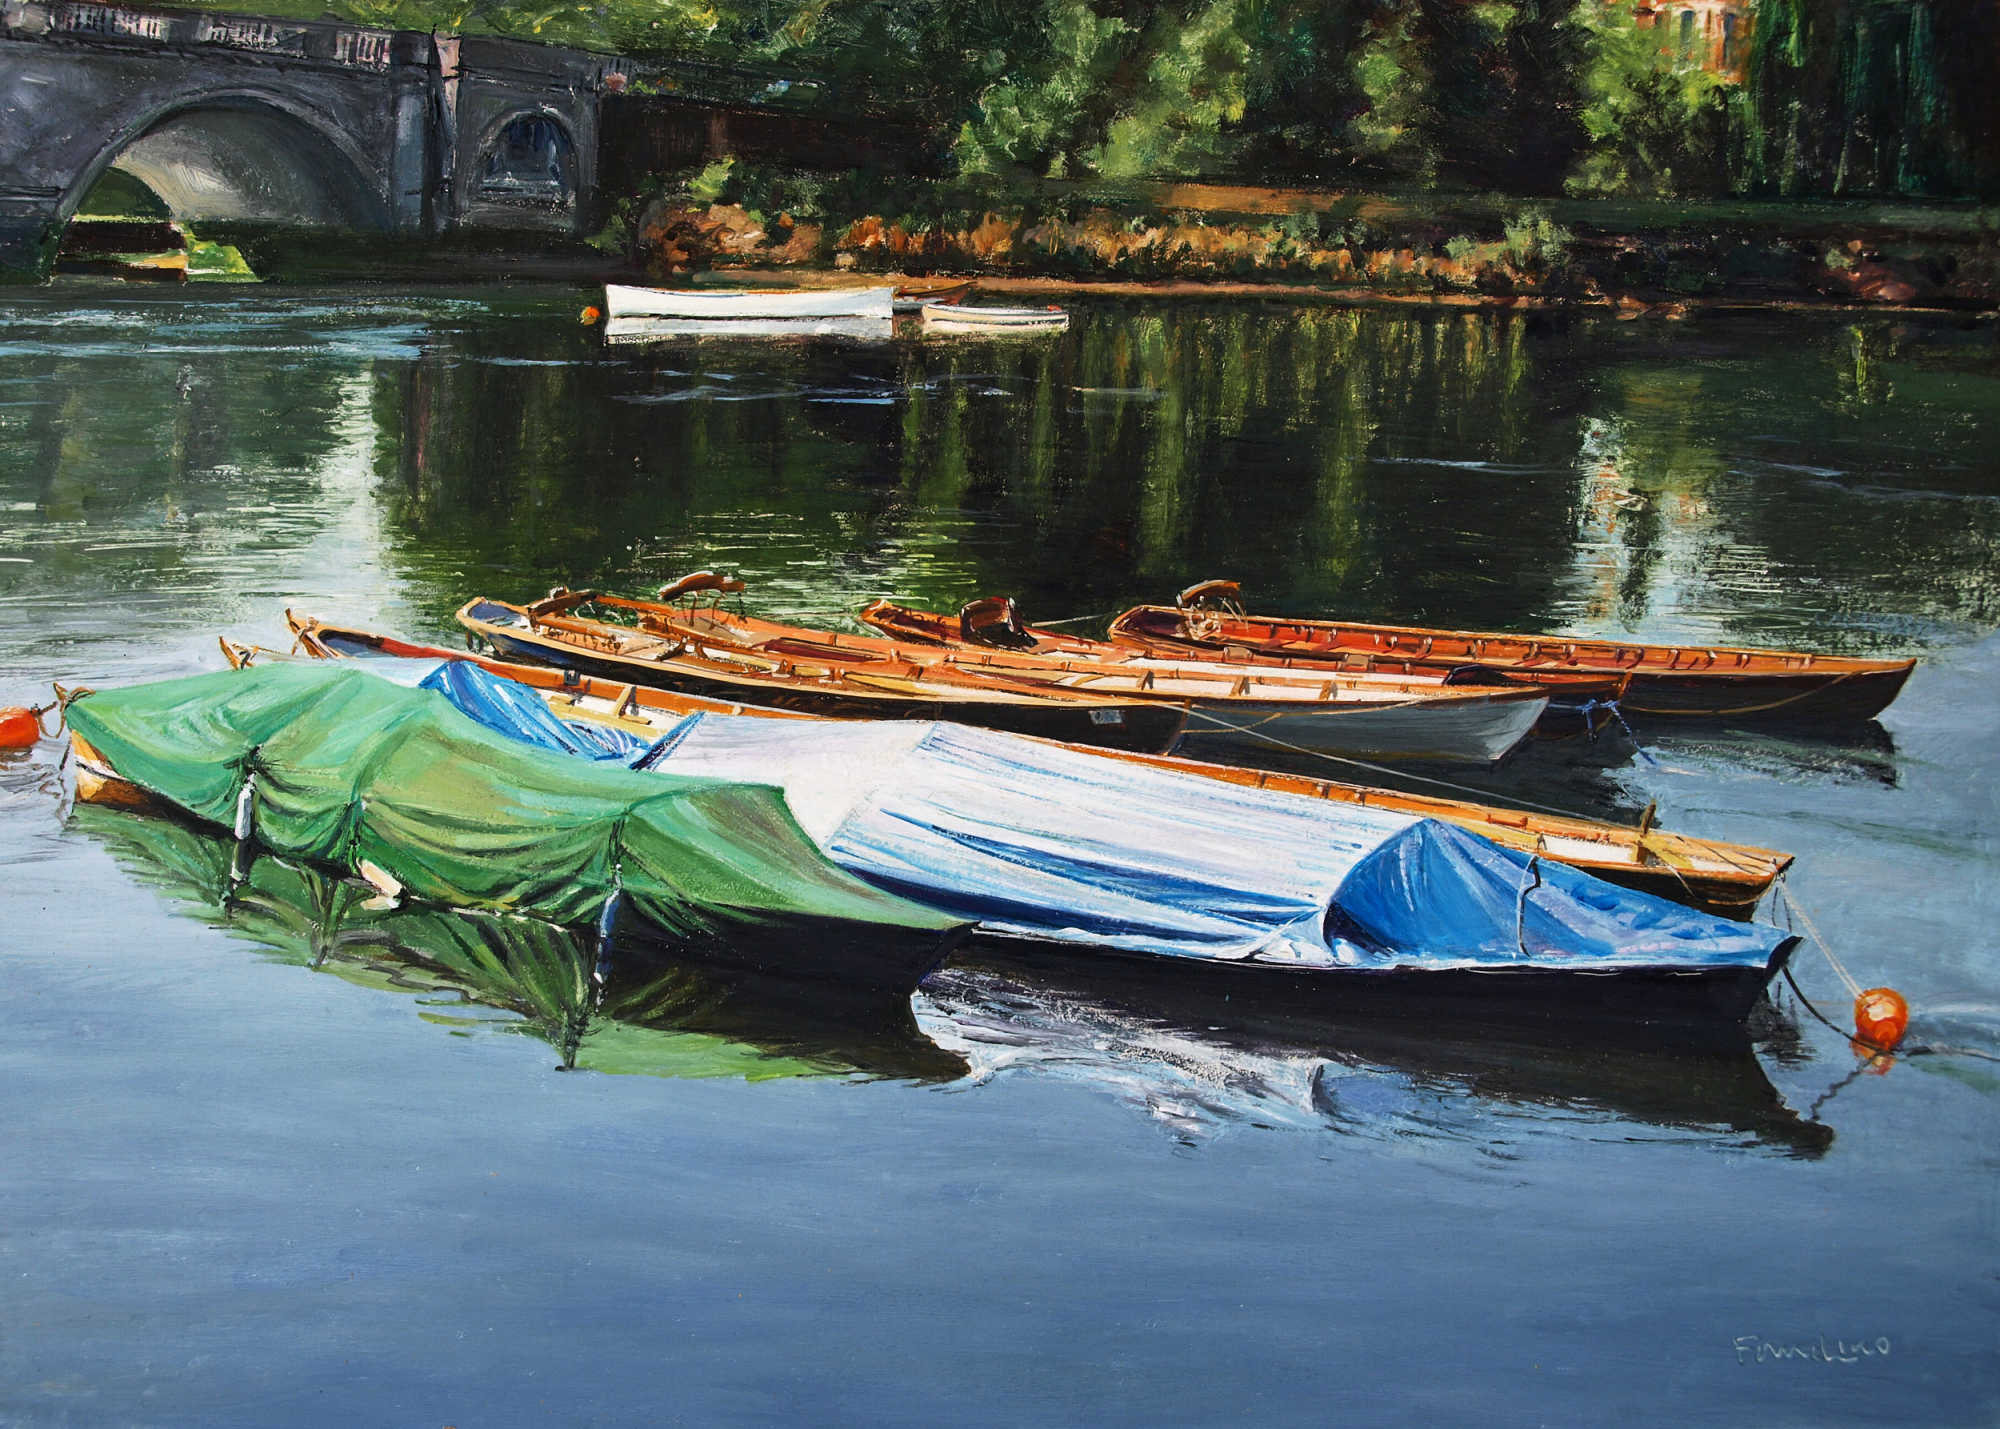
0,1,926,278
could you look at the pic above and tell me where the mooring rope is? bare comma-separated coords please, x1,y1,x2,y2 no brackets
1171,711,1623,823
1778,963,2000,1064
1031,610,1120,630
1776,879,1862,998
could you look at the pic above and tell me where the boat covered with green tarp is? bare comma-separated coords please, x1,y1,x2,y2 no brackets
65,663,969,994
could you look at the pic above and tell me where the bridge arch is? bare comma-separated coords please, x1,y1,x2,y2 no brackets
470,108,578,211
63,90,389,233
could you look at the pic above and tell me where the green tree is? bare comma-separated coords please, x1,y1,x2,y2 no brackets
1571,0,1732,194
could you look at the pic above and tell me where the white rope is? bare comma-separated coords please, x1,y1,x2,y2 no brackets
1031,610,1120,630
1778,881,1864,998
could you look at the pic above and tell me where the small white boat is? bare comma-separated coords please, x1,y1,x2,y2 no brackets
601,316,893,344
921,302,1070,333
603,284,896,321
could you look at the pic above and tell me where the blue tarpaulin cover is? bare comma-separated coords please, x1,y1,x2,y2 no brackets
421,661,1791,973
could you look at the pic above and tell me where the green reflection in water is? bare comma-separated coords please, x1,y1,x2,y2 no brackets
75,804,965,1084
2,293,1995,666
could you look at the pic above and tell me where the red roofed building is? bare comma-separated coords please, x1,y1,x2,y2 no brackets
1628,0,1752,80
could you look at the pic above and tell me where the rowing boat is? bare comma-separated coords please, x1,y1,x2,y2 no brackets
892,280,974,313
274,613,1792,919
859,594,1628,734
591,582,1550,764
1108,581,1919,723
247,639,1795,1030
602,283,895,321
601,316,894,344
64,663,969,995
920,303,1070,333
454,596,1189,753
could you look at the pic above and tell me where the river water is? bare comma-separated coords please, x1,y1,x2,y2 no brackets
1,284,1995,1425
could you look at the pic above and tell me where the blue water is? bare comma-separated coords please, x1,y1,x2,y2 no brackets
1,286,1995,1425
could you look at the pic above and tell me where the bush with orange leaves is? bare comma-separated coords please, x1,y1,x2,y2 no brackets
828,207,1575,292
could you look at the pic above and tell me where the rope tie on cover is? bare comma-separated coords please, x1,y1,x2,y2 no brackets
594,866,623,997
1513,854,1542,959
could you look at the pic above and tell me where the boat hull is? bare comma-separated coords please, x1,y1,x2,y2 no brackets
1610,665,1915,722
602,315,892,343
1109,606,1917,724
470,621,1189,754
1171,688,1549,765
604,284,895,320
971,934,1797,1040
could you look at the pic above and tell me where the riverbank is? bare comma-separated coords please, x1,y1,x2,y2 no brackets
678,266,1996,321
614,184,2000,315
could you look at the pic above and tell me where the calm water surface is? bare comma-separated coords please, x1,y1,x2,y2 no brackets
2,285,1996,1425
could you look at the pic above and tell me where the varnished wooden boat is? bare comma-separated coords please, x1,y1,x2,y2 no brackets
270,613,1795,920
860,594,1628,736
528,584,1553,765
1108,581,1919,723
453,596,1189,754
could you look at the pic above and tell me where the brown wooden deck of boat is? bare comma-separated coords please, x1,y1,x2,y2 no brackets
548,588,1559,716
455,597,1192,753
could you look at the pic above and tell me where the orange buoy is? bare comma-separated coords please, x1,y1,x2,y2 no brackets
0,705,42,749
1854,986,1910,1050
579,305,602,325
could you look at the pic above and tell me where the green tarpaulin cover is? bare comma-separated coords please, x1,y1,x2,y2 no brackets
66,664,965,986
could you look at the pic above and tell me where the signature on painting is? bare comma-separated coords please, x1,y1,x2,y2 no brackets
1734,1335,1892,1366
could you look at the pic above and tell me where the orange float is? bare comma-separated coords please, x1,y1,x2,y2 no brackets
1854,987,1910,1050
0,705,42,749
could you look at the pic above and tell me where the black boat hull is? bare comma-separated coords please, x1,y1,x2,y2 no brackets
949,934,1799,1045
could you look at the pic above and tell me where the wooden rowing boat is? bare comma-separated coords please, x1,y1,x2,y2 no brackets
453,597,1189,753
272,613,1794,920
1107,581,1919,723
859,594,1628,735
527,584,1552,765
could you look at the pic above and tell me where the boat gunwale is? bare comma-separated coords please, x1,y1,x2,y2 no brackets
1107,603,1920,681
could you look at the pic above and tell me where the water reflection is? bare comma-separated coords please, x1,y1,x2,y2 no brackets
73,800,1831,1154
5,293,1993,664
75,804,966,1083
922,961,1832,1157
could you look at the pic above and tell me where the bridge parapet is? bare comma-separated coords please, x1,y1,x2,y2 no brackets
1,1,412,71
